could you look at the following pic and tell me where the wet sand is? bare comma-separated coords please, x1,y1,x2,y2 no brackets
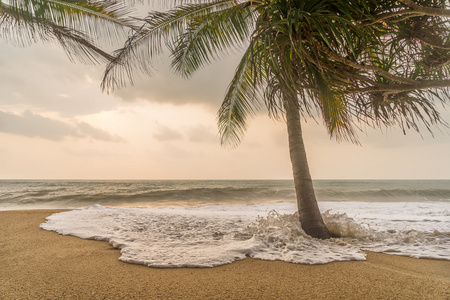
1,209,449,299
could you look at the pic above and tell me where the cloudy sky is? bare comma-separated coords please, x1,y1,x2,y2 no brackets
1,14,450,180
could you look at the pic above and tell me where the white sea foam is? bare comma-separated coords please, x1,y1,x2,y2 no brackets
40,202,450,267
321,202,450,260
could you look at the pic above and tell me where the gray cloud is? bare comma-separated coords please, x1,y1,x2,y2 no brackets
153,123,183,142
111,52,243,108
187,125,218,143
0,36,244,118
0,110,123,142
76,122,125,143
152,124,219,143
0,110,81,140
0,42,117,117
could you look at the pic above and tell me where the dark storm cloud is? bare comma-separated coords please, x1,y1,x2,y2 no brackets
0,110,123,142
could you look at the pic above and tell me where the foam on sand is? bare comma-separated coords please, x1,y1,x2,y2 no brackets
40,202,449,267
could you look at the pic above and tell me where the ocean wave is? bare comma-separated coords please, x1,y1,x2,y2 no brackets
1,180,449,209
0,185,297,207
316,188,450,201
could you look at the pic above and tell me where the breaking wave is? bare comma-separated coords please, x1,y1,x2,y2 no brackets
2,180,450,210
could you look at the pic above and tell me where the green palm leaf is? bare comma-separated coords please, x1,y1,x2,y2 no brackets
101,0,246,92
170,1,254,78
1,2,115,63
217,40,265,148
95,0,450,238
3,0,133,44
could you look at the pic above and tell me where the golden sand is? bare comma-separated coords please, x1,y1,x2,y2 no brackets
1,210,449,299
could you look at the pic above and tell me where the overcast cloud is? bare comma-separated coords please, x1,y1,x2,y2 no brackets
111,51,243,107
0,110,79,140
0,110,123,142
153,123,184,142
1,11,449,179
1,44,118,117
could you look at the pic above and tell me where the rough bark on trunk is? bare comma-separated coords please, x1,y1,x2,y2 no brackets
285,98,331,239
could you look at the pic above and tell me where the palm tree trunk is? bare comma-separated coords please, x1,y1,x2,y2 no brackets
285,98,331,239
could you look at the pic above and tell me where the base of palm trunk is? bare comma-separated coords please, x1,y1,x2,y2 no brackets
300,218,331,239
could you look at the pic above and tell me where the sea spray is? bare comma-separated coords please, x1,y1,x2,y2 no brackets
243,210,365,264
322,210,375,239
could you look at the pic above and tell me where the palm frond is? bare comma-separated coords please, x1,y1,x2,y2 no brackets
313,70,359,143
100,0,450,143
170,1,254,78
101,0,242,92
1,3,113,63
3,0,134,45
217,40,265,148
351,87,449,135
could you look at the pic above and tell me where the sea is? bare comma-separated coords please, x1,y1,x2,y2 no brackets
1,180,449,267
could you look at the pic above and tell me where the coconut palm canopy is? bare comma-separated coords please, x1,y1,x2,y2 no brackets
102,0,450,143
100,0,450,238
0,0,134,63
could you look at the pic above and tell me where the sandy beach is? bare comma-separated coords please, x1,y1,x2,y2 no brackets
1,210,449,299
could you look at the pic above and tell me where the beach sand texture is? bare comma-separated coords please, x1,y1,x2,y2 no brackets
1,210,449,299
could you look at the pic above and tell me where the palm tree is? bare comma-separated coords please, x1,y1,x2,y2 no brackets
102,0,450,239
0,0,134,64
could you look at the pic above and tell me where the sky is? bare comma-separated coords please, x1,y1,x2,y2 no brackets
1,12,450,180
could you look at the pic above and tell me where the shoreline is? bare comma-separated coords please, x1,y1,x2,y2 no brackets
1,209,449,299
